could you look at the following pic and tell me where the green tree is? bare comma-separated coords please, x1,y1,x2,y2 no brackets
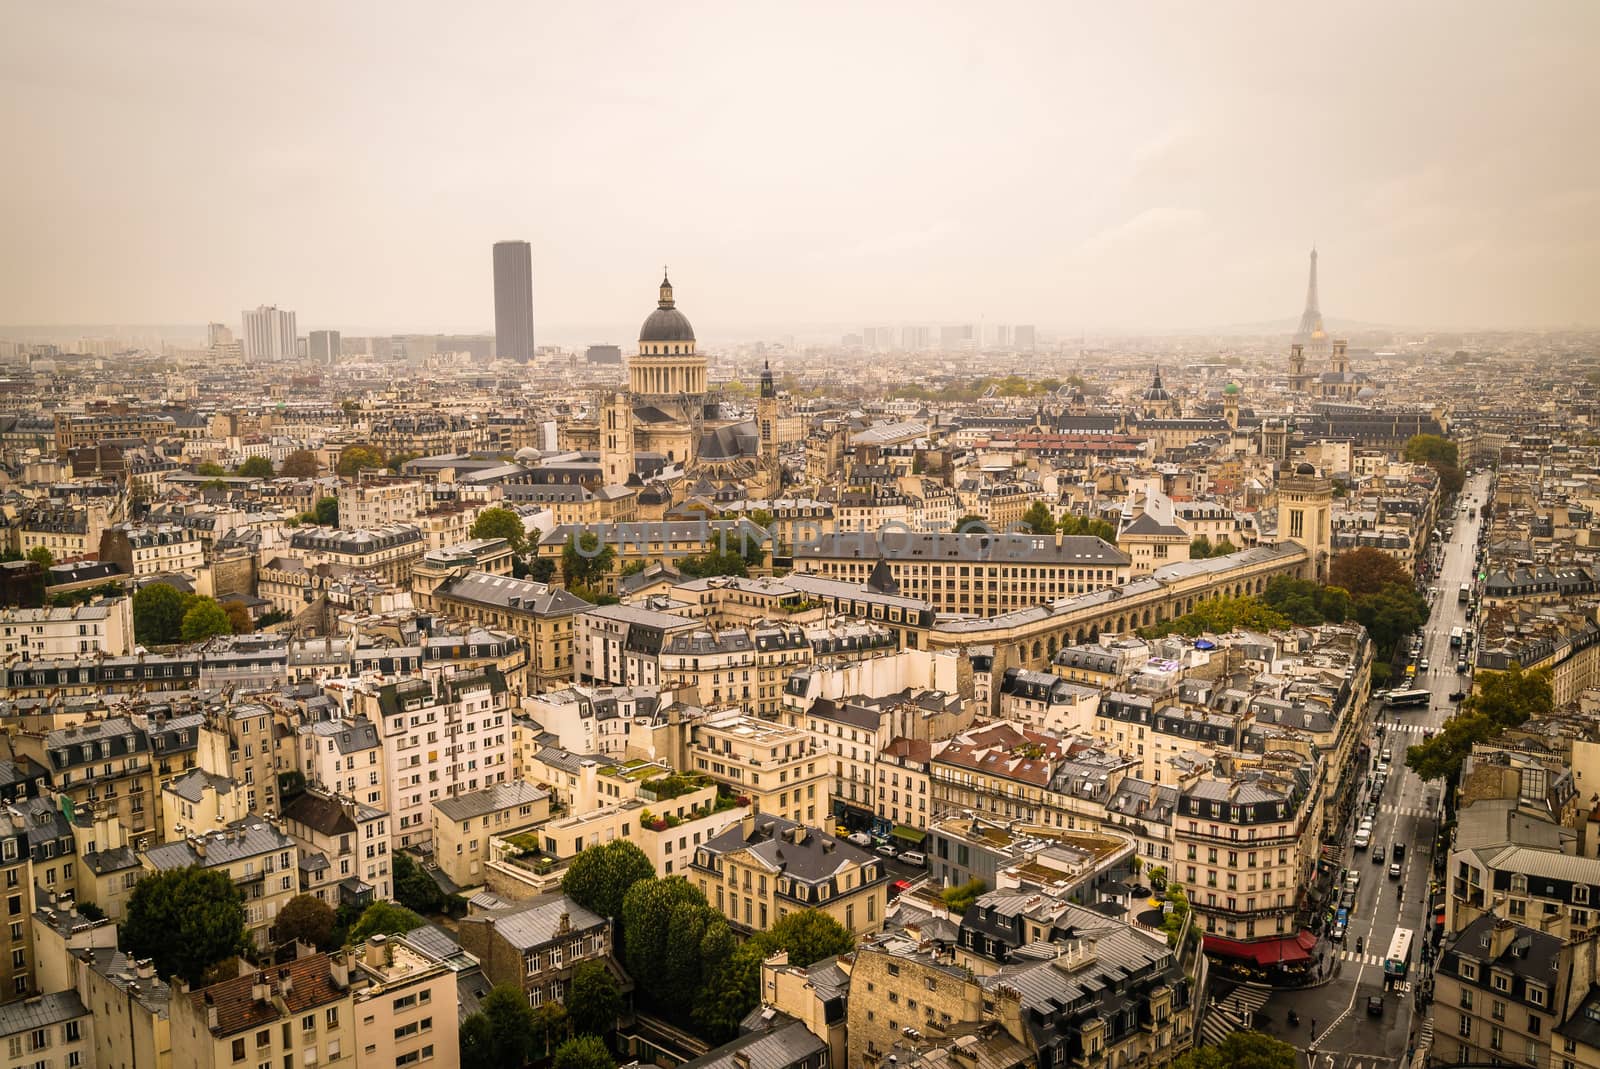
751,909,855,967
1329,547,1412,596
1403,434,1459,470
392,851,444,914
1350,583,1428,661
274,894,336,950
1212,537,1238,556
1019,501,1056,535
122,867,248,985
951,514,988,532
311,496,339,526
1167,1031,1296,1069
567,959,623,1037
562,531,616,589
280,450,320,477
348,901,424,942
621,876,715,1015
467,982,540,1069
527,556,557,583
1189,535,1213,559
132,583,187,644
553,1035,615,1069
1142,595,1292,639
1405,664,1551,784
196,461,227,477
25,545,53,569
691,923,753,1041
386,452,419,474
337,445,386,477
469,507,528,553
180,597,232,642
676,548,749,579
237,456,275,478
562,840,655,925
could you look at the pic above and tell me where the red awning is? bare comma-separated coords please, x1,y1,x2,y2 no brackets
1203,932,1315,966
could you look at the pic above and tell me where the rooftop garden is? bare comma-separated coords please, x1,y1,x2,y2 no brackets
640,791,743,831
639,771,714,802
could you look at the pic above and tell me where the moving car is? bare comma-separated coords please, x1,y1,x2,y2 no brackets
1393,843,1406,862
1419,658,1430,671
1373,843,1386,864
889,878,911,898
1367,996,1385,1017
1457,660,1469,673
1331,921,1347,943
901,850,926,867
1389,861,1403,879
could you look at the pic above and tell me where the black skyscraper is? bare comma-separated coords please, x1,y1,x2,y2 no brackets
493,240,534,362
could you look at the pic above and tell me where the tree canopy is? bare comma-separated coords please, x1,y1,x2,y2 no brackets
392,851,445,914
195,461,227,477
275,894,336,950
279,450,320,477
561,532,615,590
1167,1031,1296,1069
1020,501,1056,534
122,866,248,985
132,583,187,645
567,959,623,1037
553,1035,615,1069
749,909,855,967
1141,595,1292,639
348,900,425,942
470,507,528,554
237,456,275,478
310,496,339,526
337,445,386,477
562,840,655,925
180,597,233,642
462,982,541,1069
25,545,53,568
1404,434,1465,495
1329,547,1412,596
1407,663,1552,784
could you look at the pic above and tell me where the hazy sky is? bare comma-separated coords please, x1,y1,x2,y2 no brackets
3,1,1597,338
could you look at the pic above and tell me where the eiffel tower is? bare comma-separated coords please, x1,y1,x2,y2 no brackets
1294,247,1332,356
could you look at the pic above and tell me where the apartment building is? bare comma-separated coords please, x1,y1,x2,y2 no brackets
197,702,282,818
142,818,299,950
98,524,206,577
846,934,984,1066
350,668,513,849
1434,915,1570,1069
9,719,154,840
169,953,356,1069
659,625,811,716
457,895,612,1009
691,812,888,937
688,713,829,829
0,991,92,1069
995,668,1100,733
287,525,427,586
350,934,460,1069
520,685,659,758
297,717,387,813
337,478,427,531
0,812,36,1002
0,601,133,662
1176,757,1321,963
790,532,1129,617
430,781,550,887
280,789,391,909
574,602,697,687
71,949,173,1069
409,566,587,692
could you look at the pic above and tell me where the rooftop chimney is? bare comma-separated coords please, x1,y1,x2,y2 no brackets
367,933,388,969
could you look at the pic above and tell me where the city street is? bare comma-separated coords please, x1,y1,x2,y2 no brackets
1249,470,1492,1062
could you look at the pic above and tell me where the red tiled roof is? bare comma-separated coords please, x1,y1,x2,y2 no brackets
190,953,347,1038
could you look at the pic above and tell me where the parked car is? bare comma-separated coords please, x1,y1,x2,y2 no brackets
1457,660,1469,673
1330,921,1347,943
876,843,899,859
848,832,873,848
889,879,911,898
901,851,926,868
1354,829,1371,849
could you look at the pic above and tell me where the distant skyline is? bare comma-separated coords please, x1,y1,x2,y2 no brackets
2,2,1596,334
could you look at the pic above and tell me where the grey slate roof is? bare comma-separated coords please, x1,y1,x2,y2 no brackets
471,894,606,950
0,990,90,1037
433,782,549,823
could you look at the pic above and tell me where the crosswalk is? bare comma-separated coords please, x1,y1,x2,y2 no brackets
1337,950,1384,966
1418,1017,1435,1048
1375,802,1436,819
1381,722,1434,735
1201,986,1270,1046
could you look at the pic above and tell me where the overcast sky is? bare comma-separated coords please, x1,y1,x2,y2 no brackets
3,1,1596,338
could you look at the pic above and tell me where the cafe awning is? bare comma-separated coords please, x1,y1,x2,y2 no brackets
1203,930,1316,966
889,825,925,844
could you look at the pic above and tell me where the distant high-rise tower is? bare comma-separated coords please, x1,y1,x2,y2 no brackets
308,330,341,365
493,240,535,362
1293,247,1331,356
1014,325,1036,352
207,322,233,349
241,306,297,361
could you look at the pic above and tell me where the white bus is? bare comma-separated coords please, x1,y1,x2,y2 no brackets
1384,927,1414,979
1384,689,1430,708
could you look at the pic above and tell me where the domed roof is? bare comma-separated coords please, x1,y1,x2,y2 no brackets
1295,462,1316,476
1142,366,1171,402
1222,382,1240,395
640,271,696,344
